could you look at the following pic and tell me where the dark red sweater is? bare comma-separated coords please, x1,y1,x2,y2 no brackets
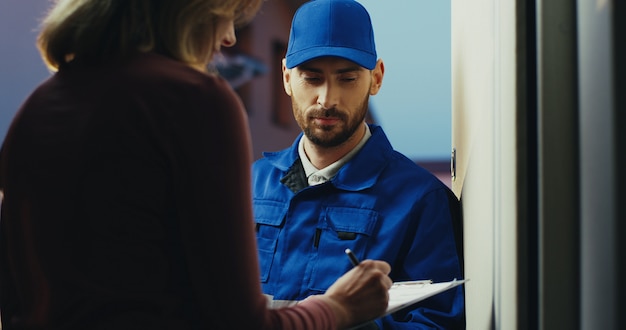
0,52,334,330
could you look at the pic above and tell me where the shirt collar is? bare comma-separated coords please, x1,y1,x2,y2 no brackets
298,123,372,186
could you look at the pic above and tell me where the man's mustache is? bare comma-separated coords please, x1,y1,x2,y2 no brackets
308,107,345,119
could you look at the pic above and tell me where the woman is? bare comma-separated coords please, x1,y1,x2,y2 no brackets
0,1,391,329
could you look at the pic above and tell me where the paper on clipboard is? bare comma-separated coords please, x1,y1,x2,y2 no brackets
346,278,468,330
386,278,468,315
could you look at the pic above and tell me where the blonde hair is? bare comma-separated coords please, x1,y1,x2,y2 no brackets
37,0,264,71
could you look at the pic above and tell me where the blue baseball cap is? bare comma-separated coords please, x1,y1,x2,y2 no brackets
285,0,377,70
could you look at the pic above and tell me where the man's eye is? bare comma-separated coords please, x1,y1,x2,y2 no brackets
341,77,357,82
304,77,322,83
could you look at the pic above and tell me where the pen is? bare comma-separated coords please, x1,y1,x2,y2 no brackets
345,248,360,267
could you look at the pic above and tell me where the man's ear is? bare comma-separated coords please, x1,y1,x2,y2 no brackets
369,59,385,95
282,58,292,96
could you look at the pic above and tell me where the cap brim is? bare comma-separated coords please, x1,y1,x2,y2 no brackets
285,46,376,70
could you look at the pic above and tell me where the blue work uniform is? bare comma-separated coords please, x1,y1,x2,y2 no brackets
253,124,465,329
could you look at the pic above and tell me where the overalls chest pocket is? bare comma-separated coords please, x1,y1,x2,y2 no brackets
309,207,378,291
253,200,287,282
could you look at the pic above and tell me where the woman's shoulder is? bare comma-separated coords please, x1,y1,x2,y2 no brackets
129,53,231,91
111,52,241,110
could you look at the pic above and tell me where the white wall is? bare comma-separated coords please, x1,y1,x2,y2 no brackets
451,0,519,328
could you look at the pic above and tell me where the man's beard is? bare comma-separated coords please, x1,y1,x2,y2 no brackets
295,97,369,148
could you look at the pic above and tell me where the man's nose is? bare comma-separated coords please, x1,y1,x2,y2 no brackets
317,84,338,110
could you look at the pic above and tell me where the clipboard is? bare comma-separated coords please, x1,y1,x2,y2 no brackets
386,278,468,315
349,278,468,330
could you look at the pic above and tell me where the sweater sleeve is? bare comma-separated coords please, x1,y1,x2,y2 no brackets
267,296,336,329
